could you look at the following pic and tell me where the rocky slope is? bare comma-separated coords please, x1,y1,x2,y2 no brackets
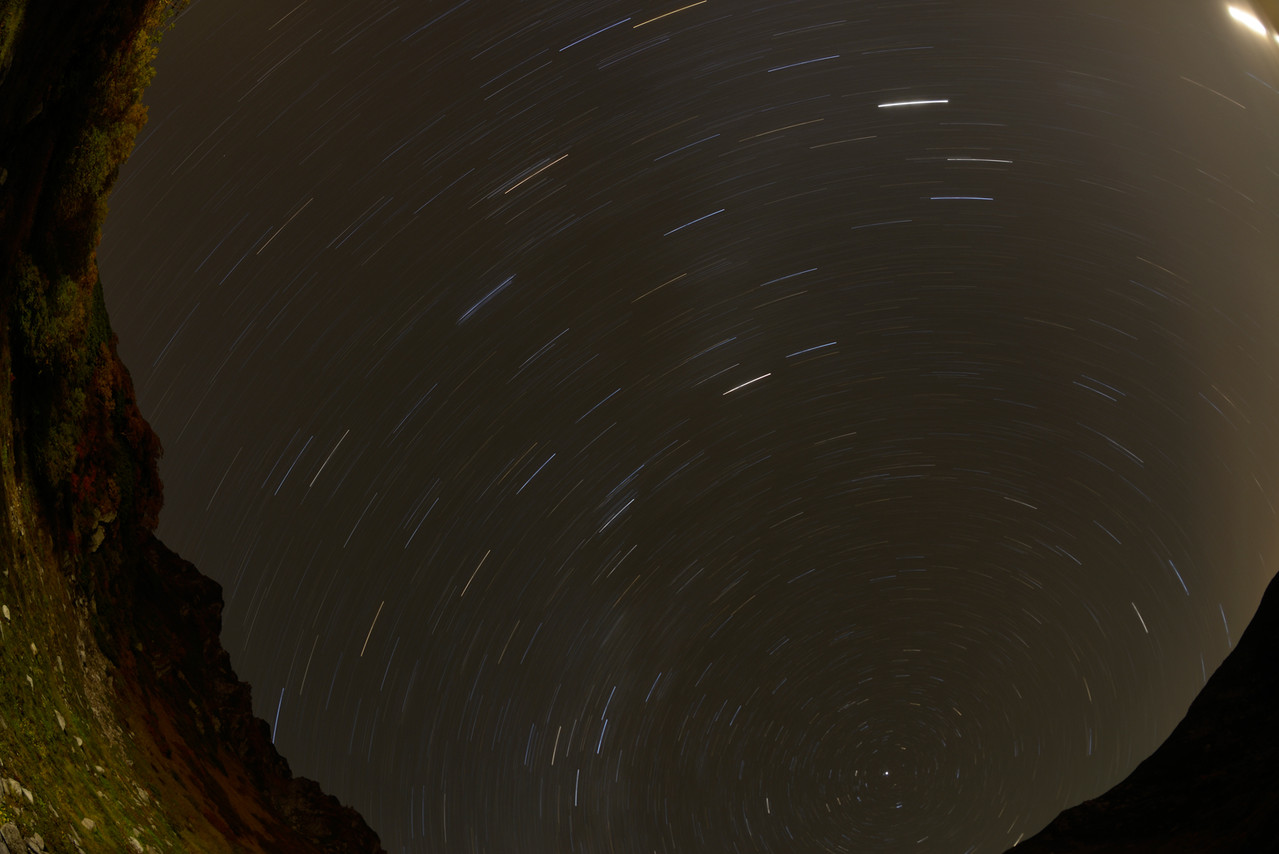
1008,569,1279,853
0,0,383,850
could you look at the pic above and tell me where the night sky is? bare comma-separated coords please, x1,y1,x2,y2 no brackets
96,1,1279,851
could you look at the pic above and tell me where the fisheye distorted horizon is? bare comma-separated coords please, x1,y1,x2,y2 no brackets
100,1,1279,851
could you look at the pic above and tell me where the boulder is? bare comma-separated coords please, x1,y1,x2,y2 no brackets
0,824,23,853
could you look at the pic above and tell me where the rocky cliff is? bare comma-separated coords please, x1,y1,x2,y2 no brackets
1009,569,1279,853
0,0,383,850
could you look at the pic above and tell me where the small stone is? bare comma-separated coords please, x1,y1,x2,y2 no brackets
24,676,31,689
74,736,83,748
55,712,64,731
21,788,31,804
135,787,149,803
126,838,143,853
4,778,19,795
80,818,95,832
1,821,23,850
26,832,45,852
1,604,8,619
28,643,35,655
93,766,105,774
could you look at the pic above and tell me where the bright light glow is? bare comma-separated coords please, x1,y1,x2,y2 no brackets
1228,5,1268,36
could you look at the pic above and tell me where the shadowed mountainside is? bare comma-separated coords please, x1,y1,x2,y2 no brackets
1008,569,1279,853
0,0,383,850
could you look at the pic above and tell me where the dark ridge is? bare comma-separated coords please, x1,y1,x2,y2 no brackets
1008,570,1279,853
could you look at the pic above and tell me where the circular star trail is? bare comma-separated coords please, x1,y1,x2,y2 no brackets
99,1,1279,851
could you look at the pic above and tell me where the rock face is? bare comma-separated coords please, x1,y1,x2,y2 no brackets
0,0,383,851
114,535,387,853
1009,571,1279,853
0,822,24,853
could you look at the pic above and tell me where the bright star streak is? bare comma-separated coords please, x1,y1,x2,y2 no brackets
878,98,949,108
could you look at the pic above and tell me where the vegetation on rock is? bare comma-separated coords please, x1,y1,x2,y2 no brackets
0,0,384,850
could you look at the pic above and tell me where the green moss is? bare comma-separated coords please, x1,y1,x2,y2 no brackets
13,255,95,501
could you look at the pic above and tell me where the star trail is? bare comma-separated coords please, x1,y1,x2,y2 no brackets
98,1,1279,851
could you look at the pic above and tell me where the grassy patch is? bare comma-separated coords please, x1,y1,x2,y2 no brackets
0,478,181,852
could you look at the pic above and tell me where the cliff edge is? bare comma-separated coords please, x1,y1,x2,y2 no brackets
0,0,384,850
